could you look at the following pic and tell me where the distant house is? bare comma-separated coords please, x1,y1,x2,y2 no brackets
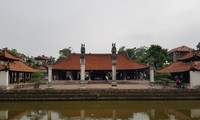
169,45,193,62
157,44,200,88
34,55,49,65
0,50,38,89
52,53,149,81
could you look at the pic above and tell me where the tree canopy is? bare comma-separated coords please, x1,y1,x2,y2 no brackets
140,45,170,69
3,47,19,57
118,46,147,62
118,45,170,69
56,47,72,63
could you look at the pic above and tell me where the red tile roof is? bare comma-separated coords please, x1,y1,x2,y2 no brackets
193,63,200,71
0,50,20,61
53,54,149,70
169,45,192,53
177,51,200,61
0,50,38,72
9,61,39,72
0,61,39,72
157,61,200,73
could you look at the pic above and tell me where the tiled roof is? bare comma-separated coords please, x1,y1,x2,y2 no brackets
53,54,149,70
8,61,39,72
0,60,39,72
169,45,192,53
157,61,200,73
193,62,200,71
0,50,38,72
0,50,20,61
177,51,200,61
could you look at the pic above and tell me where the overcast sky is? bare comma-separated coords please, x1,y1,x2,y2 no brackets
0,0,200,58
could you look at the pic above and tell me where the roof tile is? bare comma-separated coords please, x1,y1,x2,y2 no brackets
157,61,200,73
169,45,192,53
53,54,149,70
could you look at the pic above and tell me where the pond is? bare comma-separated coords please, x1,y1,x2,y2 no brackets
0,101,200,120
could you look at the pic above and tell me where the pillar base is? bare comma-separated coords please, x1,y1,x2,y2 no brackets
80,81,86,89
0,85,7,90
47,82,54,89
111,81,117,89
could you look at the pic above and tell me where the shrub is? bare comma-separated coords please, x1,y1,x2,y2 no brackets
155,72,170,81
155,72,172,88
30,72,44,88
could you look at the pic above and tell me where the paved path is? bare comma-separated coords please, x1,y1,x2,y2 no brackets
39,83,164,90
7,80,175,90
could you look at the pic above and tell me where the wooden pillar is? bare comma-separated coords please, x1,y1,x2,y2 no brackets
10,72,12,83
16,72,19,84
25,73,27,82
89,71,91,81
23,73,26,83
12,72,15,83
30,73,32,79
29,73,31,80
123,71,126,81
15,72,17,83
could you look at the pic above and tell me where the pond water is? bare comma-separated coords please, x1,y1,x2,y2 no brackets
0,101,200,120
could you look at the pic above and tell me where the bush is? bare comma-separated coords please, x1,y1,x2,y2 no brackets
30,72,44,88
155,72,171,88
155,72,170,81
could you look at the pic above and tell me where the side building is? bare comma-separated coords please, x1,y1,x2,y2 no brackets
52,53,149,81
168,45,192,62
0,50,39,89
157,44,200,88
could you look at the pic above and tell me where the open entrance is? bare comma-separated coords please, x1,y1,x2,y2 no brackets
91,71,107,80
171,71,190,83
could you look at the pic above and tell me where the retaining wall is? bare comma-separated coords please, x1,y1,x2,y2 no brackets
0,89,200,101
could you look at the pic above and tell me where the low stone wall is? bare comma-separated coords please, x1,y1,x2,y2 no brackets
0,89,200,101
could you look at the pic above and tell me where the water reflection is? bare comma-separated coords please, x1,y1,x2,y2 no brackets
0,101,200,120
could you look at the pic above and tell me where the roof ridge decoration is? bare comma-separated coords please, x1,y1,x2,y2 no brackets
80,44,85,60
197,42,200,50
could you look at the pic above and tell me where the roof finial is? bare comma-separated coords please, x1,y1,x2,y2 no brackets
80,44,85,59
197,42,200,50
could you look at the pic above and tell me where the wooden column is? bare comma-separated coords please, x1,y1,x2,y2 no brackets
9,72,11,84
123,71,126,81
16,72,19,84
23,73,26,83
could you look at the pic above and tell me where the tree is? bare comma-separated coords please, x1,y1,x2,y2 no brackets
118,46,126,54
118,46,147,62
140,45,169,69
26,57,41,69
56,47,72,63
30,72,44,88
3,47,19,57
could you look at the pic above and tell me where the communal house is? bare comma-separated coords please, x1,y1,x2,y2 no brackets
52,53,150,81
